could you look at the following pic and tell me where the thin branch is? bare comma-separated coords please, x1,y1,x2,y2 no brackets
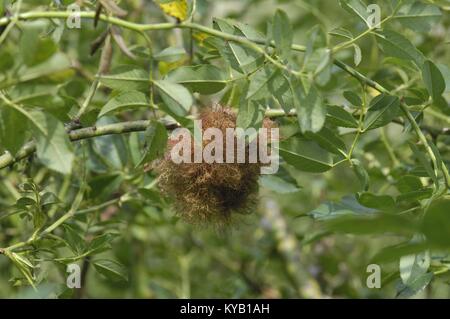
75,80,100,120
0,110,293,170
0,120,163,169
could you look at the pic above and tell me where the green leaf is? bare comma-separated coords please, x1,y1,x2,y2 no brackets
272,9,292,61
40,192,60,207
421,60,445,101
4,250,35,287
395,175,432,202
136,120,168,167
278,136,333,173
88,174,123,200
313,49,332,87
422,199,450,247
363,94,400,131
396,272,433,298
308,195,376,220
99,91,150,117
409,142,437,184
375,30,425,67
237,99,265,130
18,53,72,83
326,213,418,236
293,83,326,133
326,105,359,128
303,26,331,85
246,67,278,101
93,259,128,282
400,247,430,285
268,73,294,113
0,107,28,155
91,118,128,171
372,242,429,263
98,66,148,91
357,192,396,210
233,21,266,42
88,233,114,254
351,159,369,191
396,175,423,193
8,84,59,105
167,64,227,95
0,51,14,73
259,175,300,194
20,21,57,67
304,127,347,156
213,18,264,74
436,63,450,93
154,46,187,62
394,2,441,32
395,175,433,201
329,27,353,40
339,0,371,28
154,80,193,121
29,111,74,175
343,91,362,107
397,188,433,203
63,224,85,254
16,197,37,207
353,44,362,66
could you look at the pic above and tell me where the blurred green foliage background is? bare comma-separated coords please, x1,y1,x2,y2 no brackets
0,0,449,298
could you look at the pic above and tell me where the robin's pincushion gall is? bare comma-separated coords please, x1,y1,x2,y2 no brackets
158,107,275,228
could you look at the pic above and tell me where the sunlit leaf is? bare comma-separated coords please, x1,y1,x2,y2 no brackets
156,0,188,21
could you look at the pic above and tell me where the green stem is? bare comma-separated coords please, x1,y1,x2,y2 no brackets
331,16,392,54
75,79,100,120
0,0,22,46
75,197,121,216
348,130,361,162
138,31,156,109
380,127,400,167
401,102,441,185
426,108,450,125
0,11,175,31
0,109,297,169
332,59,387,93
347,85,367,162
181,22,302,76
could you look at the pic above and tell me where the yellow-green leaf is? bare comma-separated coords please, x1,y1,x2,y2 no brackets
156,0,188,21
